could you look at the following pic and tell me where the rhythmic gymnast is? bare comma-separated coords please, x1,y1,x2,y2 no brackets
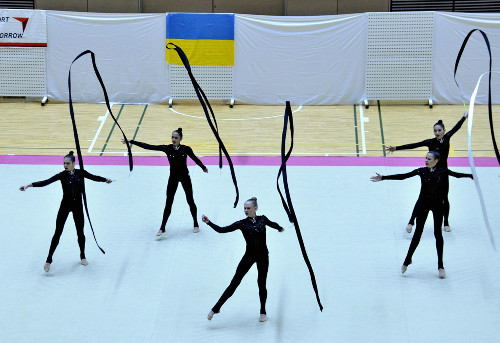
19,151,112,272
202,197,284,322
371,151,473,279
122,128,207,236
386,112,468,233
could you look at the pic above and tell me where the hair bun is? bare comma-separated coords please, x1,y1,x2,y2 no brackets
437,120,443,124
177,127,182,132
69,151,74,155
250,197,257,201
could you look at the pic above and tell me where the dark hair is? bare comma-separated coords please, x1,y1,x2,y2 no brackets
246,197,258,207
434,120,445,130
64,151,75,162
173,127,183,139
428,150,440,161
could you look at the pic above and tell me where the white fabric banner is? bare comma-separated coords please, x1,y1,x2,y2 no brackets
433,12,500,104
234,14,366,105
0,9,47,46
46,11,168,103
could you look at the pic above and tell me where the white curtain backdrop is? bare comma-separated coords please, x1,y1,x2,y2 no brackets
40,11,500,105
46,11,168,104
432,12,500,104
233,14,366,105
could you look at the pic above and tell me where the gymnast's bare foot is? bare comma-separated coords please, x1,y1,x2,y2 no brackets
207,310,215,320
402,260,411,274
439,268,446,279
406,224,413,233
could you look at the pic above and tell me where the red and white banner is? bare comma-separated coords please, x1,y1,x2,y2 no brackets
0,9,47,47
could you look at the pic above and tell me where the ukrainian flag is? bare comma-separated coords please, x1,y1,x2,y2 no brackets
166,13,234,66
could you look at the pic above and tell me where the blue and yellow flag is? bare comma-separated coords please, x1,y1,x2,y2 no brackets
166,13,234,66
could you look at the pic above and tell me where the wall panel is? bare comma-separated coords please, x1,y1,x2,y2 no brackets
37,0,390,14
142,0,212,13
214,0,284,15
88,0,138,13
338,0,388,14
36,0,87,12
286,0,338,16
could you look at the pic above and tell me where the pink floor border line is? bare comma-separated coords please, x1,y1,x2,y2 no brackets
1,155,498,167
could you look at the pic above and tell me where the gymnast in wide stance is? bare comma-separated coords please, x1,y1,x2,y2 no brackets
19,151,112,272
202,197,284,322
371,151,472,279
122,128,207,236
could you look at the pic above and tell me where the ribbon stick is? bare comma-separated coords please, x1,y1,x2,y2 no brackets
166,43,239,208
68,50,134,253
466,71,498,251
277,101,323,311
454,30,499,250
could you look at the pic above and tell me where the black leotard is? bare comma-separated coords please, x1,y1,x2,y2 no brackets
382,167,471,205
383,167,472,269
32,169,107,263
207,215,283,315
130,141,206,174
395,116,466,169
32,169,106,199
130,140,206,229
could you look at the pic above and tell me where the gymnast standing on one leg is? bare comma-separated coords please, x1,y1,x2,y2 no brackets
371,151,472,279
386,112,468,233
19,151,112,272
201,197,284,322
122,128,207,236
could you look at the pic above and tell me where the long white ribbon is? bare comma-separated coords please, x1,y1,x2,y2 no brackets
467,71,499,251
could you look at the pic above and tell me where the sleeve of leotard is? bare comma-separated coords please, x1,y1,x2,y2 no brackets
186,146,207,170
83,170,107,182
130,140,167,152
446,116,467,138
395,139,431,151
381,168,420,181
447,169,473,179
206,220,241,233
32,172,62,187
263,216,284,231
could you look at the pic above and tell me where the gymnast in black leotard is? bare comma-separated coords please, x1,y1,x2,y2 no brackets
201,197,284,322
19,151,112,273
386,112,468,233
371,151,472,279
122,128,207,236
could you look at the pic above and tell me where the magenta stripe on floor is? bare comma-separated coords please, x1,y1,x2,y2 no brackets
1,155,498,167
